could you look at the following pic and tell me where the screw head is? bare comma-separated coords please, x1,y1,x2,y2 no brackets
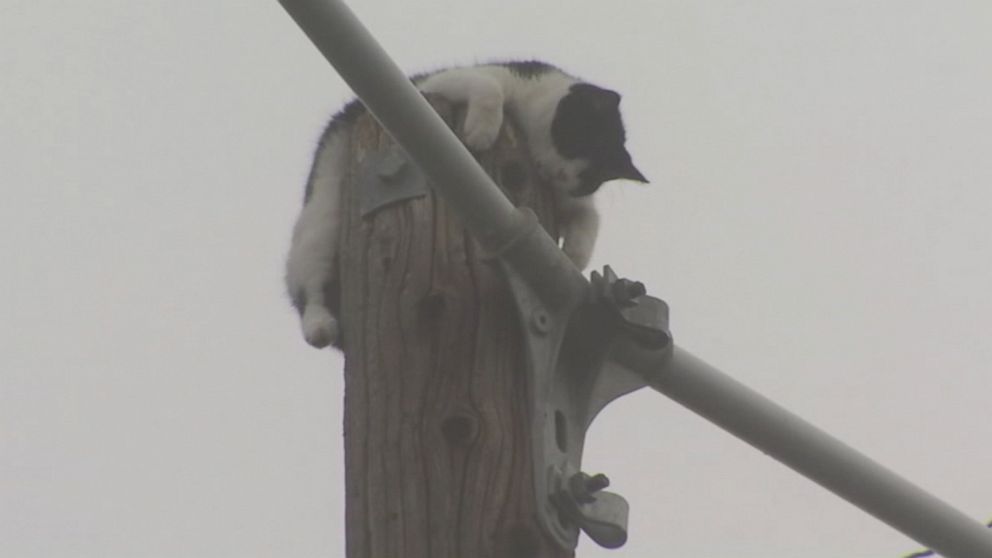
532,310,551,333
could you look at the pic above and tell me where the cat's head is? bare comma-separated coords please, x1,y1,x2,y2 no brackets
549,83,647,196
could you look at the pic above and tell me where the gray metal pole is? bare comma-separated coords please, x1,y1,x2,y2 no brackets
276,0,992,555
613,342,992,558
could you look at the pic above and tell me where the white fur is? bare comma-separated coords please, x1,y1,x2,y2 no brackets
287,64,603,348
418,68,505,151
418,66,591,193
559,196,600,270
285,132,347,348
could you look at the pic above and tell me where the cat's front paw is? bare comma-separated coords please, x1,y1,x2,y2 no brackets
301,304,339,349
563,243,593,271
562,230,596,271
462,99,503,151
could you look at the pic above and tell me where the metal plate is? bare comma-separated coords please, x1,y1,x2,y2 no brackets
358,146,428,217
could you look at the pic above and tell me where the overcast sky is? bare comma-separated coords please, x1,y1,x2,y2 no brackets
3,2,991,557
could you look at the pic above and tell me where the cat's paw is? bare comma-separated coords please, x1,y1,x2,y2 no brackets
462,99,503,151
563,243,593,271
560,201,599,272
301,304,339,349
562,231,595,271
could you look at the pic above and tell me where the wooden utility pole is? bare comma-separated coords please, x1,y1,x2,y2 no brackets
337,99,572,558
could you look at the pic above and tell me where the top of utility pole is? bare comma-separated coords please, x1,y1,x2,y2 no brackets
277,1,992,555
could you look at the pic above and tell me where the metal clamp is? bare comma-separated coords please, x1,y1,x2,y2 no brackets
590,266,672,351
501,258,672,550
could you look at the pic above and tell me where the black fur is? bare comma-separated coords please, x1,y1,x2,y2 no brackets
303,99,366,204
551,83,645,196
499,60,558,79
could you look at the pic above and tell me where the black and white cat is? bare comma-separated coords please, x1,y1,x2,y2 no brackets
286,61,646,348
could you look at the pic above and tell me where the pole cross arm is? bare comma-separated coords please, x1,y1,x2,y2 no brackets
277,1,992,556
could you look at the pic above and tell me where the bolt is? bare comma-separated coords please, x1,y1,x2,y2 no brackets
611,279,646,306
569,472,611,504
532,310,550,333
585,473,610,493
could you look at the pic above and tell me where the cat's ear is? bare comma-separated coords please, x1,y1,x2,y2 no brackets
594,88,622,111
570,83,621,112
605,152,648,184
617,158,648,183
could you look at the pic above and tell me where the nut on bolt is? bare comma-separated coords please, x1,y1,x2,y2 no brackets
585,473,610,493
610,279,646,306
569,471,611,504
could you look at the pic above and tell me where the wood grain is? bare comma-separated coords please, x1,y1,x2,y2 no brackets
339,97,571,558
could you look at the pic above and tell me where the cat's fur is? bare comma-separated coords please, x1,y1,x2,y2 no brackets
286,61,646,348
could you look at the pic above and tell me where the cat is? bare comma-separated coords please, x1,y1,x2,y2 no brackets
286,60,647,349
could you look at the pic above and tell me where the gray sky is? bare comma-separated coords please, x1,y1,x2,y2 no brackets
3,1,991,557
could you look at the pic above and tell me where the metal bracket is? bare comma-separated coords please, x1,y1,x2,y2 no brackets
501,259,673,550
358,145,428,217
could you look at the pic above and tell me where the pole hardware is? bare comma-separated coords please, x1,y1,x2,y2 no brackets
590,266,671,351
552,471,630,549
358,145,428,217
501,259,672,550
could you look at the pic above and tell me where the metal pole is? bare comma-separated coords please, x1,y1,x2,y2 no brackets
276,0,992,555
613,341,992,558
